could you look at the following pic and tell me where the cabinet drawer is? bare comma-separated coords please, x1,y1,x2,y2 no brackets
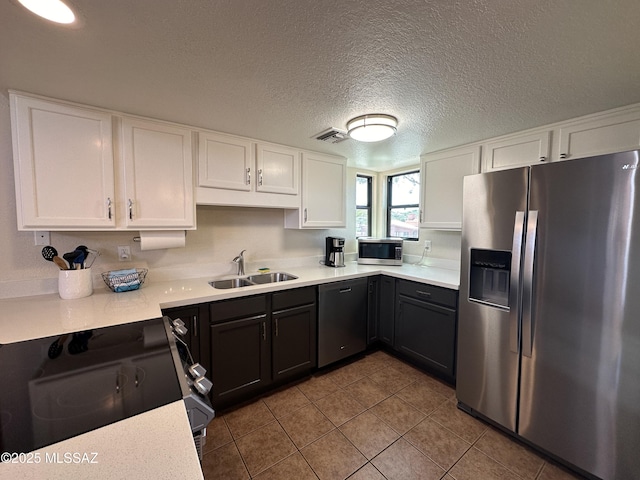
272,286,316,311
210,295,267,323
396,280,457,308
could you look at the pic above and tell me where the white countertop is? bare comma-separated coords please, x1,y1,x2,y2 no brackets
0,259,459,479
0,402,203,480
0,261,460,345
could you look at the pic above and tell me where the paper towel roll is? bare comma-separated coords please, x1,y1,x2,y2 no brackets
139,231,186,251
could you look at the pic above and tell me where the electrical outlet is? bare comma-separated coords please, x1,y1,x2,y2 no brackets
424,240,432,252
117,245,131,261
34,231,50,246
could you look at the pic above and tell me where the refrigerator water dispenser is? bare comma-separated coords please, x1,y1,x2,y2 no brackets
469,249,511,308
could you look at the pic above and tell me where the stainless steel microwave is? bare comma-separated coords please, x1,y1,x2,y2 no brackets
357,237,403,265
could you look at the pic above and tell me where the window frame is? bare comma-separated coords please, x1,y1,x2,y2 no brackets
386,170,420,240
355,174,373,237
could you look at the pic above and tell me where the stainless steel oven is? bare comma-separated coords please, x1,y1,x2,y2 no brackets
357,237,403,265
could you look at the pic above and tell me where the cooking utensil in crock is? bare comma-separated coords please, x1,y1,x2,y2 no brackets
42,245,69,270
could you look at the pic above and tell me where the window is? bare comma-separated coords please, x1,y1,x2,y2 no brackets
356,174,372,237
387,171,420,240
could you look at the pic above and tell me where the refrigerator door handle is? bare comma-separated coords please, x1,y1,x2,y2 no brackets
509,211,526,354
522,210,538,358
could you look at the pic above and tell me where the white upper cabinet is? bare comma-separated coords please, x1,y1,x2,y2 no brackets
285,152,346,229
420,145,480,230
482,130,551,172
196,131,300,208
120,116,195,229
255,143,299,195
10,93,116,230
198,131,252,192
10,92,195,231
558,107,640,161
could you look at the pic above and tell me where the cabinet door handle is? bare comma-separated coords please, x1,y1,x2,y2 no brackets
560,153,568,159
274,318,279,337
304,208,308,222
107,197,112,220
258,169,263,186
128,199,134,220
192,315,198,337
416,290,432,297
246,167,251,185
539,156,546,162
339,287,352,293
262,321,266,341
419,209,423,223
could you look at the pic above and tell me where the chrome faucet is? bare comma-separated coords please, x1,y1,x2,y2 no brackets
232,250,246,276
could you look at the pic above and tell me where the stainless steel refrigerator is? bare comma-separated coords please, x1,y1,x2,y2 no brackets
457,150,640,480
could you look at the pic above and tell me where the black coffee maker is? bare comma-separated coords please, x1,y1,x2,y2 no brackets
325,236,345,267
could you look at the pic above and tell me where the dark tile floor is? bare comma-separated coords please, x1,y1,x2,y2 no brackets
201,350,586,480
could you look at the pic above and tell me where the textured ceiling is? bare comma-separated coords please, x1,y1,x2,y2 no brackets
1,0,640,171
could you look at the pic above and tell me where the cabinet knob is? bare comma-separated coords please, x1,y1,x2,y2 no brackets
560,153,568,159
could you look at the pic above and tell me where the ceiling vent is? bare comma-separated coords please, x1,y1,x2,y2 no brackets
314,127,349,143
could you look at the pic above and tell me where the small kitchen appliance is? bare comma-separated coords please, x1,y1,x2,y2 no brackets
357,237,403,265
325,236,345,267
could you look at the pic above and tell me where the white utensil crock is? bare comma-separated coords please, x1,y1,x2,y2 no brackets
58,268,93,299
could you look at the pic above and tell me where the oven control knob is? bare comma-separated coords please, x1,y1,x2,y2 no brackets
188,362,207,379
171,318,188,336
193,376,213,396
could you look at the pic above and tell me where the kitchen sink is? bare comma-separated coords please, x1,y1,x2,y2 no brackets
209,278,255,289
246,272,298,284
209,272,298,289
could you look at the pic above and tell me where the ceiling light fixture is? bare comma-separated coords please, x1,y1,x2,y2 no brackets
18,0,76,24
347,114,398,142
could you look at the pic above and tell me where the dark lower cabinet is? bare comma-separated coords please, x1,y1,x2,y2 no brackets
272,287,317,381
210,313,270,405
161,303,207,365
208,287,317,409
378,276,396,346
367,276,380,345
208,294,269,408
395,279,458,381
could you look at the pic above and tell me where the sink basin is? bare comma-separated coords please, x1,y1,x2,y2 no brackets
209,278,255,289
246,272,298,284
209,272,298,289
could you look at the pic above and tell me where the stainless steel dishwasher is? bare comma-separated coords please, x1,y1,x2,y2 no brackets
318,278,368,367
